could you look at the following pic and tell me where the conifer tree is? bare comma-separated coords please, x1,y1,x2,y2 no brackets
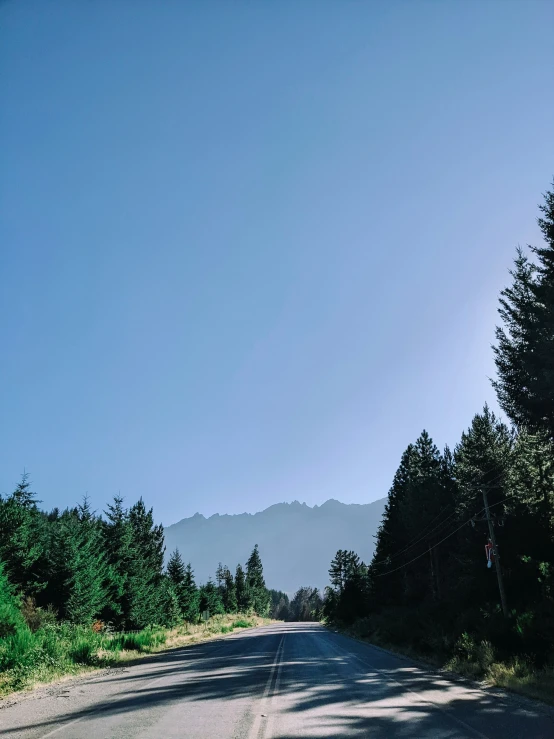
246,544,270,616
127,498,166,628
182,563,200,622
222,566,237,613
235,563,249,611
328,550,346,593
160,577,182,627
368,445,415,608
63,498,113,624
167,548,190,618
493,184,554,440
0,474,47,598
454,406,513,513
102,496,133,627
199,579,224,616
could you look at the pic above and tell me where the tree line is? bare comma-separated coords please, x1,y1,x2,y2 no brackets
0,487,271,632
324,182,554,670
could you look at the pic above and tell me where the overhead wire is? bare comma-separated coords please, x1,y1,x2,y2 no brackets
370,463,511,569
373,493,515,578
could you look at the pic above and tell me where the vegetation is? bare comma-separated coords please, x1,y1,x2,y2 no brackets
323,182,554,702
0,612,267,696
0,482,273,695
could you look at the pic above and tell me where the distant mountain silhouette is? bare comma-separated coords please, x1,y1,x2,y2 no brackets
163,498,386,593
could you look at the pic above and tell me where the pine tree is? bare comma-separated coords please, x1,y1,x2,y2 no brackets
0,473,47,598
222,566,237,613
289,587,323,622
235,563,249,611
182,563,200,622
167,548,186,586
102,496,134,628
368,445,415,607
269,590,289,619
127,498,166,628
63,498,113,624
199,579,224,617
167,548,191,618
454,405,513,513
246,544,270,616
493,183,554,441
215,562,225,589
160,577,182,627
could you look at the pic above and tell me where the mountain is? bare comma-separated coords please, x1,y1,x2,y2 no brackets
163,498,386,593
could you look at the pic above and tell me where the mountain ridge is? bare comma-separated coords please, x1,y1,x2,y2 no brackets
164,498,386,593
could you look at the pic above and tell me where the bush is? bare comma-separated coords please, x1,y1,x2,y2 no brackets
69,639,96,665
0,563,25,639
231,618,252,629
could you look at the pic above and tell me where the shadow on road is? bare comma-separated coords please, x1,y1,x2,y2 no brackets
1,624,552,738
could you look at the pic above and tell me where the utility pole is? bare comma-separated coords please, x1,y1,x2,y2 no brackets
428,542,436,600
482,487,508,618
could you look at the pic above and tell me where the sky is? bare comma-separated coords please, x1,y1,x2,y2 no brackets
1,1,553,526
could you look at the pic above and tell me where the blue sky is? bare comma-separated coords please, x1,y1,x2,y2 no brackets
1,1,553,525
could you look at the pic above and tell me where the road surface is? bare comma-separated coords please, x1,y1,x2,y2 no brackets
1,623,552,738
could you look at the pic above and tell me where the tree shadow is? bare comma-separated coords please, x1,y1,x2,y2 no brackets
1,624,553,738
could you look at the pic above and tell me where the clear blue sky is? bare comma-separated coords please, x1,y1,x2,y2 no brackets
1,1,553,525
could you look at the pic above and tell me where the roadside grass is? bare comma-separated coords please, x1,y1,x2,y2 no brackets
330,618,554,706
0,614,270,697
445,654,554,706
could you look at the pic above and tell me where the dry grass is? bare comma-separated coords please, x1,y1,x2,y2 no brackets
0,614,272,697
333,623,554,706
119,614,271,657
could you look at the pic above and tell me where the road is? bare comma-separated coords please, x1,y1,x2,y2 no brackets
1,623,552,738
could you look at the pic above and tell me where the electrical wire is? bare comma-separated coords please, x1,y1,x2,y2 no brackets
373,493,515,578
371,464,511,569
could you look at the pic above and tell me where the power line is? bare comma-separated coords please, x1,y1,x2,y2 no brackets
373,493,515,578
371,466,511,569
371,508,457,567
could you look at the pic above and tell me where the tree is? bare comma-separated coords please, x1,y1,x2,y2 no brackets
222,566,237,613
0,560,25,639
215,562,225,589
199,579,224,616
269,589,289,620
0,473,48,599
167,548,187,587
102,496,134,628
167,548,188,619
160,577,182,627
493,183,554,441
182,563,200,622
127,498,166,628
246,544,270,616
288,587,323,621
235,564,249,611
63,498,113,624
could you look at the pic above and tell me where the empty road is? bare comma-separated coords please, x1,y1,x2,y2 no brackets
1,623,552,738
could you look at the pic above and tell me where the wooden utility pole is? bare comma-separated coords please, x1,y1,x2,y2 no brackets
482,487,509,618
428,542,436,600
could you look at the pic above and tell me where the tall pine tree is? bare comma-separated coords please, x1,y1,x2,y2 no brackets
493,183,554,441
246,544,270,616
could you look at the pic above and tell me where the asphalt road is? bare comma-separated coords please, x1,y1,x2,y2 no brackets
1,623,553,738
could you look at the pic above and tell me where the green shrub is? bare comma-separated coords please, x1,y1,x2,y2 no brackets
231,618,252,629
0,562,25,639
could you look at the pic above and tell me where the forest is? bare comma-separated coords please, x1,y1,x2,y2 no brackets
323,183,554,697
0,485,274,692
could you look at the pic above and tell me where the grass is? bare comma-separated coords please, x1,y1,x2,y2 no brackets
0,614,270,697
